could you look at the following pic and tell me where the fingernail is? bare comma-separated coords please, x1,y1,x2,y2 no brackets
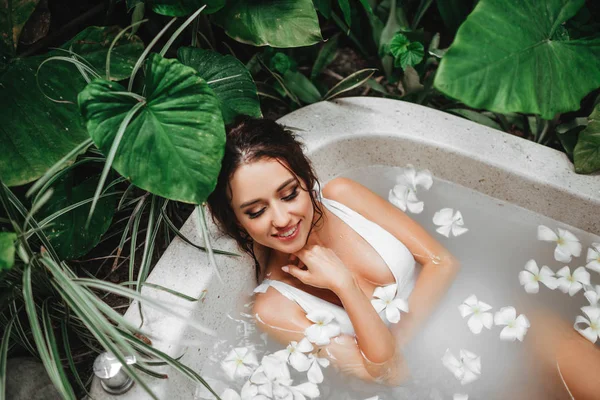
281,266,289,272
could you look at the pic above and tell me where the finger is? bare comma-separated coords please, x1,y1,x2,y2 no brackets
282,265,310,282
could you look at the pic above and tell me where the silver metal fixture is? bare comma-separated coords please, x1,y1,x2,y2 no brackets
93,352,137,395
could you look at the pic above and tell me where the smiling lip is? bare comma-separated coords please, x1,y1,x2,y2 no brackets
273,221,301,241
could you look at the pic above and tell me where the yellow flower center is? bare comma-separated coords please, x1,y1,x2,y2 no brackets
557,238,565,245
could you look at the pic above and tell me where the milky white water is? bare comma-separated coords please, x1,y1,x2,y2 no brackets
194,165,600,400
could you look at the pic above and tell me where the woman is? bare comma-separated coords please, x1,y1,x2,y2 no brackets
207,117,599,396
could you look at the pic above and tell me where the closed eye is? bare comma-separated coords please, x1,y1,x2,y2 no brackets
246,185,299,219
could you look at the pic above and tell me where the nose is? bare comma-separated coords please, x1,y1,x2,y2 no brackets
271,203,292,229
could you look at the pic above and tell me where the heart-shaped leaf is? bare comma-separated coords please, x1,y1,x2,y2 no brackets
434,0,600,119
212,0,322,48
0,232,17,271
150,0,225,16
0,26,144,187
177,47,261,124
39,173,116,260
574,104,600,174
78,54,225,204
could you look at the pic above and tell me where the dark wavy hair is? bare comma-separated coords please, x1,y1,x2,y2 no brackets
206,116,325,282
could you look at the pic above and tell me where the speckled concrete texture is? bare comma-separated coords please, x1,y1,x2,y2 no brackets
90,98,599,399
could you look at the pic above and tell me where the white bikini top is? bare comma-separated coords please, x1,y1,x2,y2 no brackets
253,187,418,336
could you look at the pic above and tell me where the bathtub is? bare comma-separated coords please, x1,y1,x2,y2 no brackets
90,97,600,399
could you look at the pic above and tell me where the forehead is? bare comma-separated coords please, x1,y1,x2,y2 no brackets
229,158,296,204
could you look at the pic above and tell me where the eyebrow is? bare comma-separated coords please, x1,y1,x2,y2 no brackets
239,178,297,209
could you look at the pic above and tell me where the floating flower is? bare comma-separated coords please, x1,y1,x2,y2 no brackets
537,225,582,263
584,285,600,307
274,338,313,372
518,260,558,294
388,165,433,214
441,348,481,385
371,283,409,324
458,295,493,334
306,354,329,384
221,347,259,381
433,208,468,238
304,310,341,345
556,266,590,296
453,395,468,400
494,307,530,342
574,306,600,344
289,382,320,400
586,243,600,273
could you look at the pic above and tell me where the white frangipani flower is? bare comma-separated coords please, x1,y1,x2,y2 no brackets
586,243,600,273
388,165,433,214
584,285,600,307
274,338,314,372
453,395,468,400
304,310,341,345
518,260,558,294
537,225,582,263
371,283,409,324
221,347,259,380
458,295,493,334
494,307,530,342
306,354,329,384
289,382,320,400
556,266,591,296
441,348,481,385
574,306,600,344
433,208,468,238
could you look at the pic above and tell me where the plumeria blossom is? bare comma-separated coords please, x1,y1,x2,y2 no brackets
518,260,558,294
274,338,313,372
556,266,591,296
306,354,330,384
537,225,582,263
304,310,341,345
453,395,469,400
221,347,259,380
371,283,409,324
388,165,433,214
574,306,600,344
494,307,530,342
586,243,600,273
458,295,493,334
584,285,600,307
441,348,481,385
241,354,292,400
433,208,468,238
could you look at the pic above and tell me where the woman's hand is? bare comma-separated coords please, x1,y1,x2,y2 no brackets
282,245,354,293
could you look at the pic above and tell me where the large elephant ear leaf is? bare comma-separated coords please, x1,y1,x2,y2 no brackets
434,0,600,119
150,0,226,16
0,232,17,271
573,104,600,174
78,54,225,204
177,47,261,124
211,0,322,47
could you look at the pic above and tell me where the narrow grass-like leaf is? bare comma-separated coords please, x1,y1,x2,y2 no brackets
412,0,433,29
26,138,93,198
120,281,198,302
106,19,149,81
129,200,147,285
323,68,376,100
0,318,14,400
197,204,222,283
36,57,101,104
311,33,340,80
8,302,36,355
136,196,160,290
60,321,90,397
257,57,300,105
160,6,207,57
128,17,177,92
87,101,145,226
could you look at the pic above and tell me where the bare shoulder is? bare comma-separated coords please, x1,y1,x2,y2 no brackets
322,177,383,218
253,286,306,328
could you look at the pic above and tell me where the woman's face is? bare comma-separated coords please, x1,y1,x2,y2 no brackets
229,158,314,254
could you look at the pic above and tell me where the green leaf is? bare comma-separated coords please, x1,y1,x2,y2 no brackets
574,104,600,174
313,0,332,19
0,26,144,187
79,54,225,204
150,0,225,16
324,68,376,100
434,0,600,120
38,173,116,260
394,41,424,69
283,70,322,104
311,33,340,80
0,232,17,271
177,47,261,124
0,0,40,57
338,0,352,27
212,0,322,48
436,0,472,33
0,318,15,400
389,32,410,57
269,52,293,75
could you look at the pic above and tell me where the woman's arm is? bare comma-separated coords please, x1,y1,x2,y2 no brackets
323,177,461,348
